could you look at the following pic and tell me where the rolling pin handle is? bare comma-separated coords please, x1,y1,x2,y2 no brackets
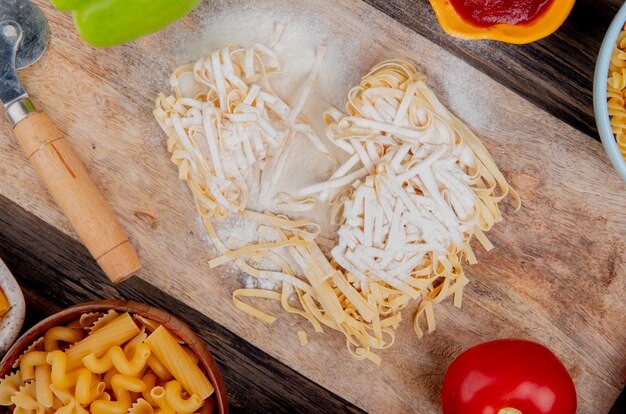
8,98,141,282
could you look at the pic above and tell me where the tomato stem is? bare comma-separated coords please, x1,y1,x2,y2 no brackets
498,409,522,414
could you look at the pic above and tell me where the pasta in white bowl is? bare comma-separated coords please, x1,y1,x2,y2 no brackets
594,0,626,181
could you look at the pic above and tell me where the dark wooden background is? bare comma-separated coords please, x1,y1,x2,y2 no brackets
365,0,624,139
1,0,625,412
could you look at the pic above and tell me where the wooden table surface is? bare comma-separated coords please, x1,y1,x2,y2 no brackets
0,0,625,413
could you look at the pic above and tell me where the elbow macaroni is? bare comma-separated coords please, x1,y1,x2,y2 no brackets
164,380,204,413
82,343,151,376
44,326,85,352
0,311,215,413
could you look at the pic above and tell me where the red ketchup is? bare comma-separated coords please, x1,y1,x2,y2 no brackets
449,0,555,27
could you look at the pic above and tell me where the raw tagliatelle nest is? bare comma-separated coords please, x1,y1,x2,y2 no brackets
154,38,519,364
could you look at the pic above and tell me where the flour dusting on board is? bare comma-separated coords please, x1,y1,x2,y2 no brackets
151,0,496,297
162,4,367,241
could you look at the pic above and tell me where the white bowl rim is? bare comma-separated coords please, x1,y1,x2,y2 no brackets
593,1,626,182
0,259,26,358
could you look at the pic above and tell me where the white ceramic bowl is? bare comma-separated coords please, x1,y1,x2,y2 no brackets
0,259,25,357
594,1,626,182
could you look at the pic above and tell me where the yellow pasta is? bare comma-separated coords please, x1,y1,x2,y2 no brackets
0,287,9,317
51,385,89,414
0,371,23,406
164,380,204,413
2,311,215,414
128,398,155,414
140,372,158,407
34,365,53,408
145,326,214,400
75,368,105,405
88,310,120,333
101,368,118,392
90,374,146,414
11,382,44,414
123,329,147,358
47,351,78,389
297,330,308,346
133,315,160,334
44,326,85,351
155,33,519,363
19,351,47,380
12,337,44,370
82,343,151,376
64,313,140,371
608,23,626,160
149,386,175,414
79,312,103,329
146,354,173,381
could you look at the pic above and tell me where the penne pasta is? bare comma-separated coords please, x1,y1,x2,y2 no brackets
145,326,214,399
34,365,53,408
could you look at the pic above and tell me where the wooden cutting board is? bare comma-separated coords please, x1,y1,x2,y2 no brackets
2,0,625,412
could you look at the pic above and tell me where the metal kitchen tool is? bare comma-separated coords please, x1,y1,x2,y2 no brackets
0,0,141,283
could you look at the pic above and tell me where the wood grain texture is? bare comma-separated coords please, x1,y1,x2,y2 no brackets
362,0,623,139
0,194,364,414
0,0,624,412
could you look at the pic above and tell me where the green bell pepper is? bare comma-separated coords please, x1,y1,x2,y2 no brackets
49,0,203,47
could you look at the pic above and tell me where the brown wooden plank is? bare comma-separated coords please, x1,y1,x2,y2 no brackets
0,0,624,412
362,0,623,139
4,205,626,414
0,194,363,414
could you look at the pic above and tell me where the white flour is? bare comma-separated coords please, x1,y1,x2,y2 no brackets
153,0,490,292
168,5,366,246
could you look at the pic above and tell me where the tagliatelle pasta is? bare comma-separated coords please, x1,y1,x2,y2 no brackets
155,30,517,363
608,23,626,159
0,312,215,414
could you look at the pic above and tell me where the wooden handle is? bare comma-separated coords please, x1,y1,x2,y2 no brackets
13,112,141,283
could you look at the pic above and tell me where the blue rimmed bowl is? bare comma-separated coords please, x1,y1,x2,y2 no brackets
594,1,626,182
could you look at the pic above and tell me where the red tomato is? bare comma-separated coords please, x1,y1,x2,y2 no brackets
441,339,577,414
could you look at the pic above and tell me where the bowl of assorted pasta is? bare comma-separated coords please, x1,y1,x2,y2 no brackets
594,1,626,181
0,300,227,414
